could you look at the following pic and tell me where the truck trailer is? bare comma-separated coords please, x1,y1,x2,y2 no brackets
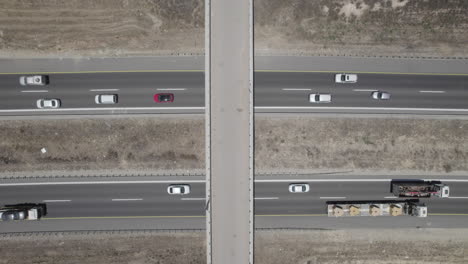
327,199,427,217
0,203,47,221
391,181,449,198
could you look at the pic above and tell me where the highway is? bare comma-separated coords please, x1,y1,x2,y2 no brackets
1,177,468,219
0,72,467,114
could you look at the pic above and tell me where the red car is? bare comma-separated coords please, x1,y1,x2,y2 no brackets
154,93,174,103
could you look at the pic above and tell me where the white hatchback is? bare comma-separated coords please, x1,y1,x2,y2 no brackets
167,184,191,195
335,73,357,83
309,93,332,103
289,183,310,193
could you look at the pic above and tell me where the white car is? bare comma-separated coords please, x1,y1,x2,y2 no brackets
289,183,310,193
371,91,391,100
36,99,61,109
309,93,331,103
335,73,357,83
167,184,191,195
95,94,118,104
19,75,49,86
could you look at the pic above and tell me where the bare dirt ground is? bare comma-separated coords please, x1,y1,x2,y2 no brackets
0,229,467,264
255,116,468,173
1,116,467,175
0,0,204,57
255,229,468,264
0,117,204,174
0,232,206,264
255,0,468,57
0,0,467,57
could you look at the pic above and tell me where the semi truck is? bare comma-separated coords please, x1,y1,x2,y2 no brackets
327,199,427,217
0,203,47,221
391,181,449,198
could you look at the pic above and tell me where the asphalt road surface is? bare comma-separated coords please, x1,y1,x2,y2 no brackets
1,180,467,218
1,176,468,232
0,72,467,114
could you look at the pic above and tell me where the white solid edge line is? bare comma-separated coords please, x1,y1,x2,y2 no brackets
21,90,48,93
0,107,205,112
384,196,398,199
181,198,206,200
254,197,279,200
42,200,71,202
111,198,143,201
255,106,468,112
352,89,375,92
156,88,187,91
319,197,346,199
2,179,468,187
3,106,468,112
448,197,468,199
419,90,446,93
282,88,311,91
89,89,120,92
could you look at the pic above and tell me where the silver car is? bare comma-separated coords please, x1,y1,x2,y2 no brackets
372,91,391,100
95,94,118,104
37,99,61,109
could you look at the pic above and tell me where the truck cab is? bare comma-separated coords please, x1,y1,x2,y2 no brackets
407,204,428,217
435,184,450,198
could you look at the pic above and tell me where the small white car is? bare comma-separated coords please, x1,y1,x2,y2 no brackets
289,183,310,193
335,73,357,83
167,184,191,195
309,93,332,103
37,99,61,109
95,94,118,104
19,75,49,86
371,91,391,100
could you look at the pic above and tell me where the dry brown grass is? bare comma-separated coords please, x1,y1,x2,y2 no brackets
255,0,468,57
1,116,468,175
0,0,204,57
0,232,206,264
0,117,204,173
1,0,467,57
255,229,468,264
255,116,468,173
1,230,466,264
